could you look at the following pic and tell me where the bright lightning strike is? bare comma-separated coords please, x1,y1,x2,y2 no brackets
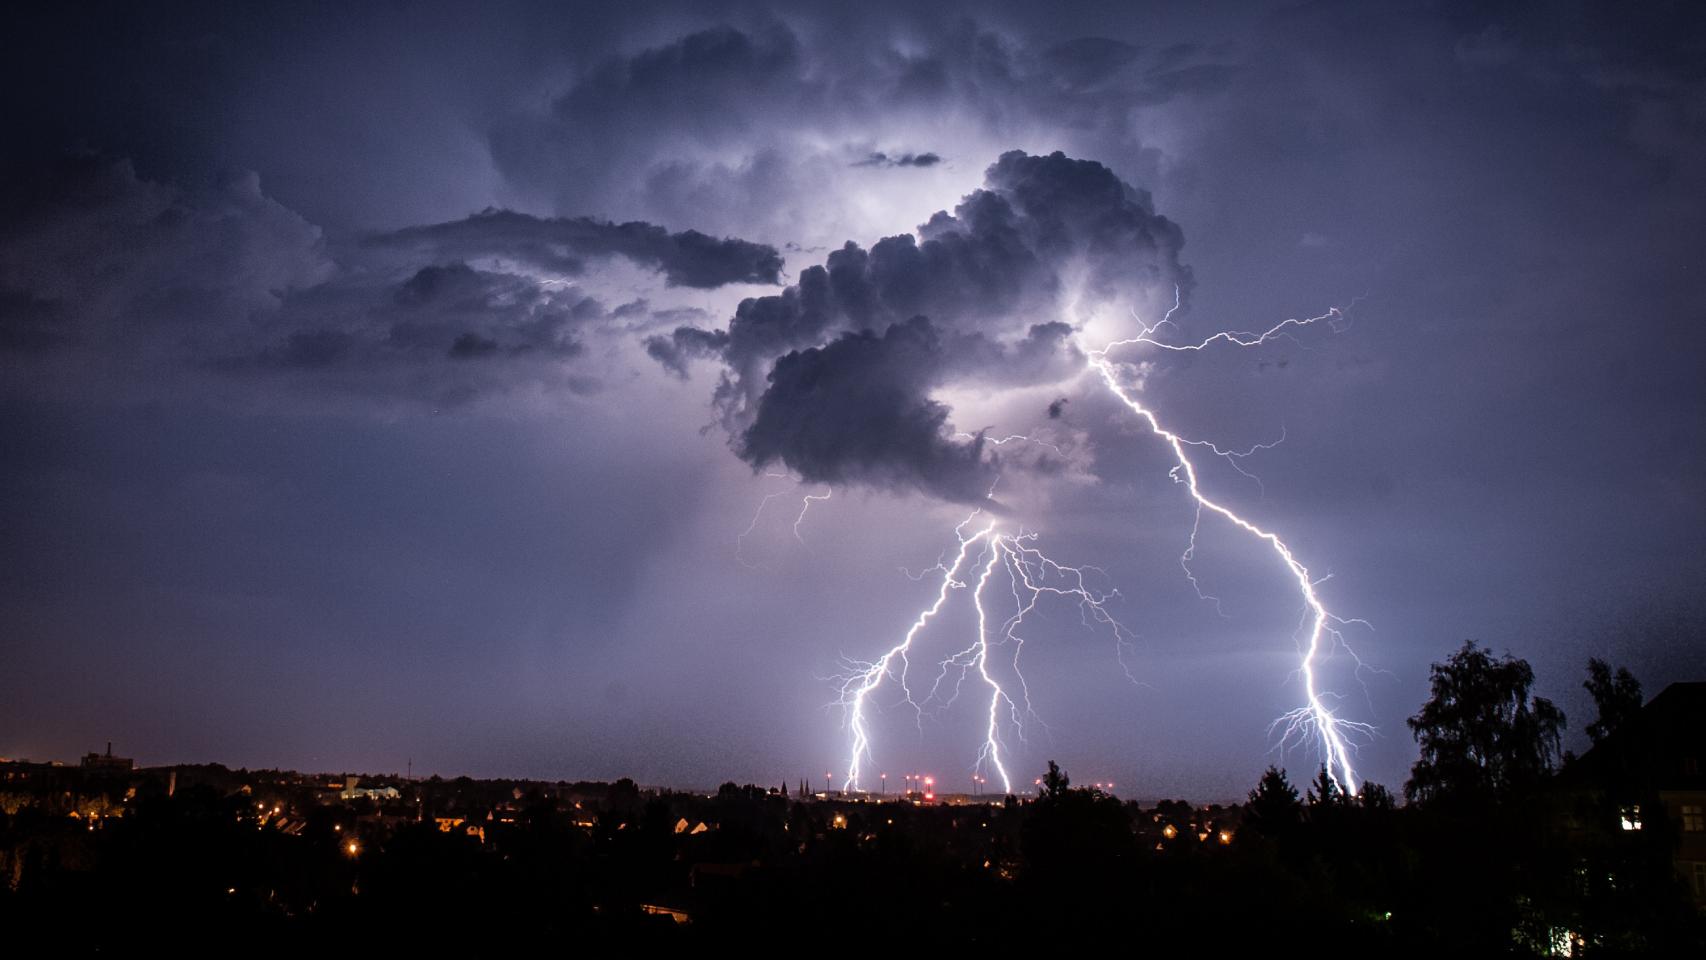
836,507,1138,796
832,291,1371,797
794,488,831,542
1085,295,1372,793
836,513,997,793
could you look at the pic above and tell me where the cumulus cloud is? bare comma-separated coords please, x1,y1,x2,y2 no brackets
737,316,1092,501
644,326,729,379
740,317,994,500
659,149,1190,502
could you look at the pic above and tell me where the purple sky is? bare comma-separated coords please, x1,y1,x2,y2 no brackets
2,0,1703,800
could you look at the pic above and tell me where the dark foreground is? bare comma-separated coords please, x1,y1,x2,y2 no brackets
4,648,1703,952
0,757,1699,953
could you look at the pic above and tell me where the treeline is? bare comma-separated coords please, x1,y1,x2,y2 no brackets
0,642,1699,951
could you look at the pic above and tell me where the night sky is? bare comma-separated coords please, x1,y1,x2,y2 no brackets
3,1,1703,800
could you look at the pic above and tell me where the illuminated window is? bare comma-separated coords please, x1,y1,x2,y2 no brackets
1682,805,1704,833
1619,805,1643,831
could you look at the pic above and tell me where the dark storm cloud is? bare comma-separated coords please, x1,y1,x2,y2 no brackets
644,326,729,379
740,317,993,501
229,261,603,407
0,156,328,350
1039,37,1143,91
556,22,802,133
0,154,780,407
489,21,813,234
369,209,784,289
854,151,943,168
738,317,1089,501
979,149,1190,303
488,18,1235,244
658,149,1188,501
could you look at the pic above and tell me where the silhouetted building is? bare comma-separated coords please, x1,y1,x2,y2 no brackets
1568,681,1706,907
80,742,133,772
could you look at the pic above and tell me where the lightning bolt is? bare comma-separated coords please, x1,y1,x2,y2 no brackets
736,489,788,568
737,475,833,564
836,514,997,793
1085,295,1371,793
837,499,1140,795
969,539,1012,793
793,488,832,542
832,291,1371,797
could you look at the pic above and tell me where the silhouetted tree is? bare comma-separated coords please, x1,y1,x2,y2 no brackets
1583,657,1641,745
1306,764,1345,809
1021,761,1135,910
1405,640,1564,805
1037,760,1069,801
1355,781,1393,811
1244,766,1301,837
608,777,641,813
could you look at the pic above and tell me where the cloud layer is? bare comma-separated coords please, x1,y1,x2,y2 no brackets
487,17,1232,251
3,1,1703,796
0,155,782,408
652,149,1189,501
